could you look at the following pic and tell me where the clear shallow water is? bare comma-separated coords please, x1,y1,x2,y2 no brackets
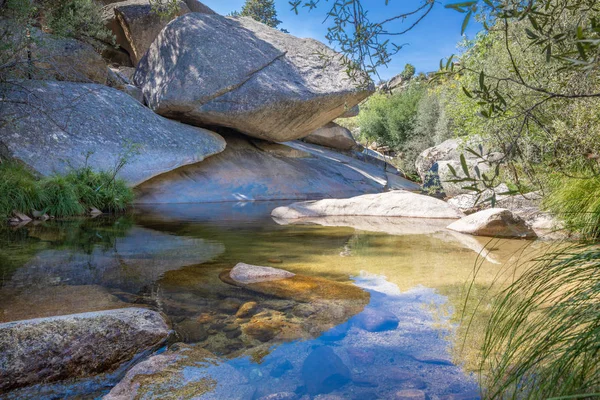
0,202,545,399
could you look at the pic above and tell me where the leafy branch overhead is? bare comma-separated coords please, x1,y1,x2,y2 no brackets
290,0,435,83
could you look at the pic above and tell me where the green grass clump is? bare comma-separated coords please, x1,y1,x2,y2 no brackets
0,161,133,219
544,174,600,239
0,162,45,217
479,244,600,399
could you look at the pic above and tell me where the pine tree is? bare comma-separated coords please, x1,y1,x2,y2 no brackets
232,0,282,29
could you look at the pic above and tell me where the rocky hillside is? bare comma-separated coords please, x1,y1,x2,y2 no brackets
0,1,419,204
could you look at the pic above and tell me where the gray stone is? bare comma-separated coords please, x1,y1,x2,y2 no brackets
0,308,170,392
230,263,295,284
303,122,358,151
271,191,465,220
114,0,190,65
184,0,216,13
134,132,416,204
302,347,351,395
134,14,373,142
338,105,359,118
417,138,504,197
3,25,107,84
0,81,226,186
447,208,537,239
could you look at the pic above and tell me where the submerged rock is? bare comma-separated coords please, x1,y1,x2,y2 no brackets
230,263,295,284
302,347,351,395
0,308,169,393
135,132,413,203
447,208,537,239
104,343,252,399
0,81,226,186
303,123,359,151
353,308,399,332
134,14,372,142
271,191,464,220
5,227,224,294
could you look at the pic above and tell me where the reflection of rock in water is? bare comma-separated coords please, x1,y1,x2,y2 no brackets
105,274,480,400
5,227,225,293
274,215,504,264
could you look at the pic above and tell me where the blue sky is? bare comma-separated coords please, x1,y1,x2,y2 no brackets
203,0,481,80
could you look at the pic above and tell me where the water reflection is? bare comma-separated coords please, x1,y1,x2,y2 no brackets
0,203,543,398
106,273,479,399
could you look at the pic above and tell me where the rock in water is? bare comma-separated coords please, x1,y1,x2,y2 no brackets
354,308,399,332
303,123,359,151
302,347,351,395
447,208,537,239
134,14,373,142
230,263,295,284
271,191,464,220
0,308,170,393
0,81,226,186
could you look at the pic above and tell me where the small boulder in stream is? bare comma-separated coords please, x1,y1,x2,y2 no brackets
447,208,537,239
271,191,464,220
0,308,170,393
230,262,295,284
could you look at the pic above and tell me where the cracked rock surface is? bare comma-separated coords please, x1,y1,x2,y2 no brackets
134,14,373,142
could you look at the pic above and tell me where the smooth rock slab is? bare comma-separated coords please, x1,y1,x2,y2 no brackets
0,308,170,393
303,122,358,151
134,132,405,203
271,191,465,220
134,14,372,142
0,81,226,186
230,262,295,284
447,208,537,239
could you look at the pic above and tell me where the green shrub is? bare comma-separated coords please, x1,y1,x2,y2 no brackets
544,174,600,240
0,161,134,219
41,0,113,43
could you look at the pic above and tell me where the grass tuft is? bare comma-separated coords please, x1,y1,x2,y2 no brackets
0,160,133,219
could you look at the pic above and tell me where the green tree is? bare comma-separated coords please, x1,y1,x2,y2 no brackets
401,63,416,80
232,0,282,29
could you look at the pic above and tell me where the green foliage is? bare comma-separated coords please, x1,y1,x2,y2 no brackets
42,0,113,43
0,161,133,219
401,63,416,80
358,84,425,149
0,162,45,218
479,243,600,399
232,0,283,29
544,175,600,239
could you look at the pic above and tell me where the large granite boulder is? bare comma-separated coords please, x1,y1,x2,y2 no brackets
447,208,537,239
0,81,226,186
134,132,418,204
3,24,107,84
303,123,358,151
0,308,170,393
416,138,504,197
271,191,465,220
134,14,373,142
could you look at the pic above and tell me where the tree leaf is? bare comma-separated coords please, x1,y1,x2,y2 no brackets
460,154,470,177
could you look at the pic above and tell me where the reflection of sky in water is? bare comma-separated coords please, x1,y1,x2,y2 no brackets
177,273,480,399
